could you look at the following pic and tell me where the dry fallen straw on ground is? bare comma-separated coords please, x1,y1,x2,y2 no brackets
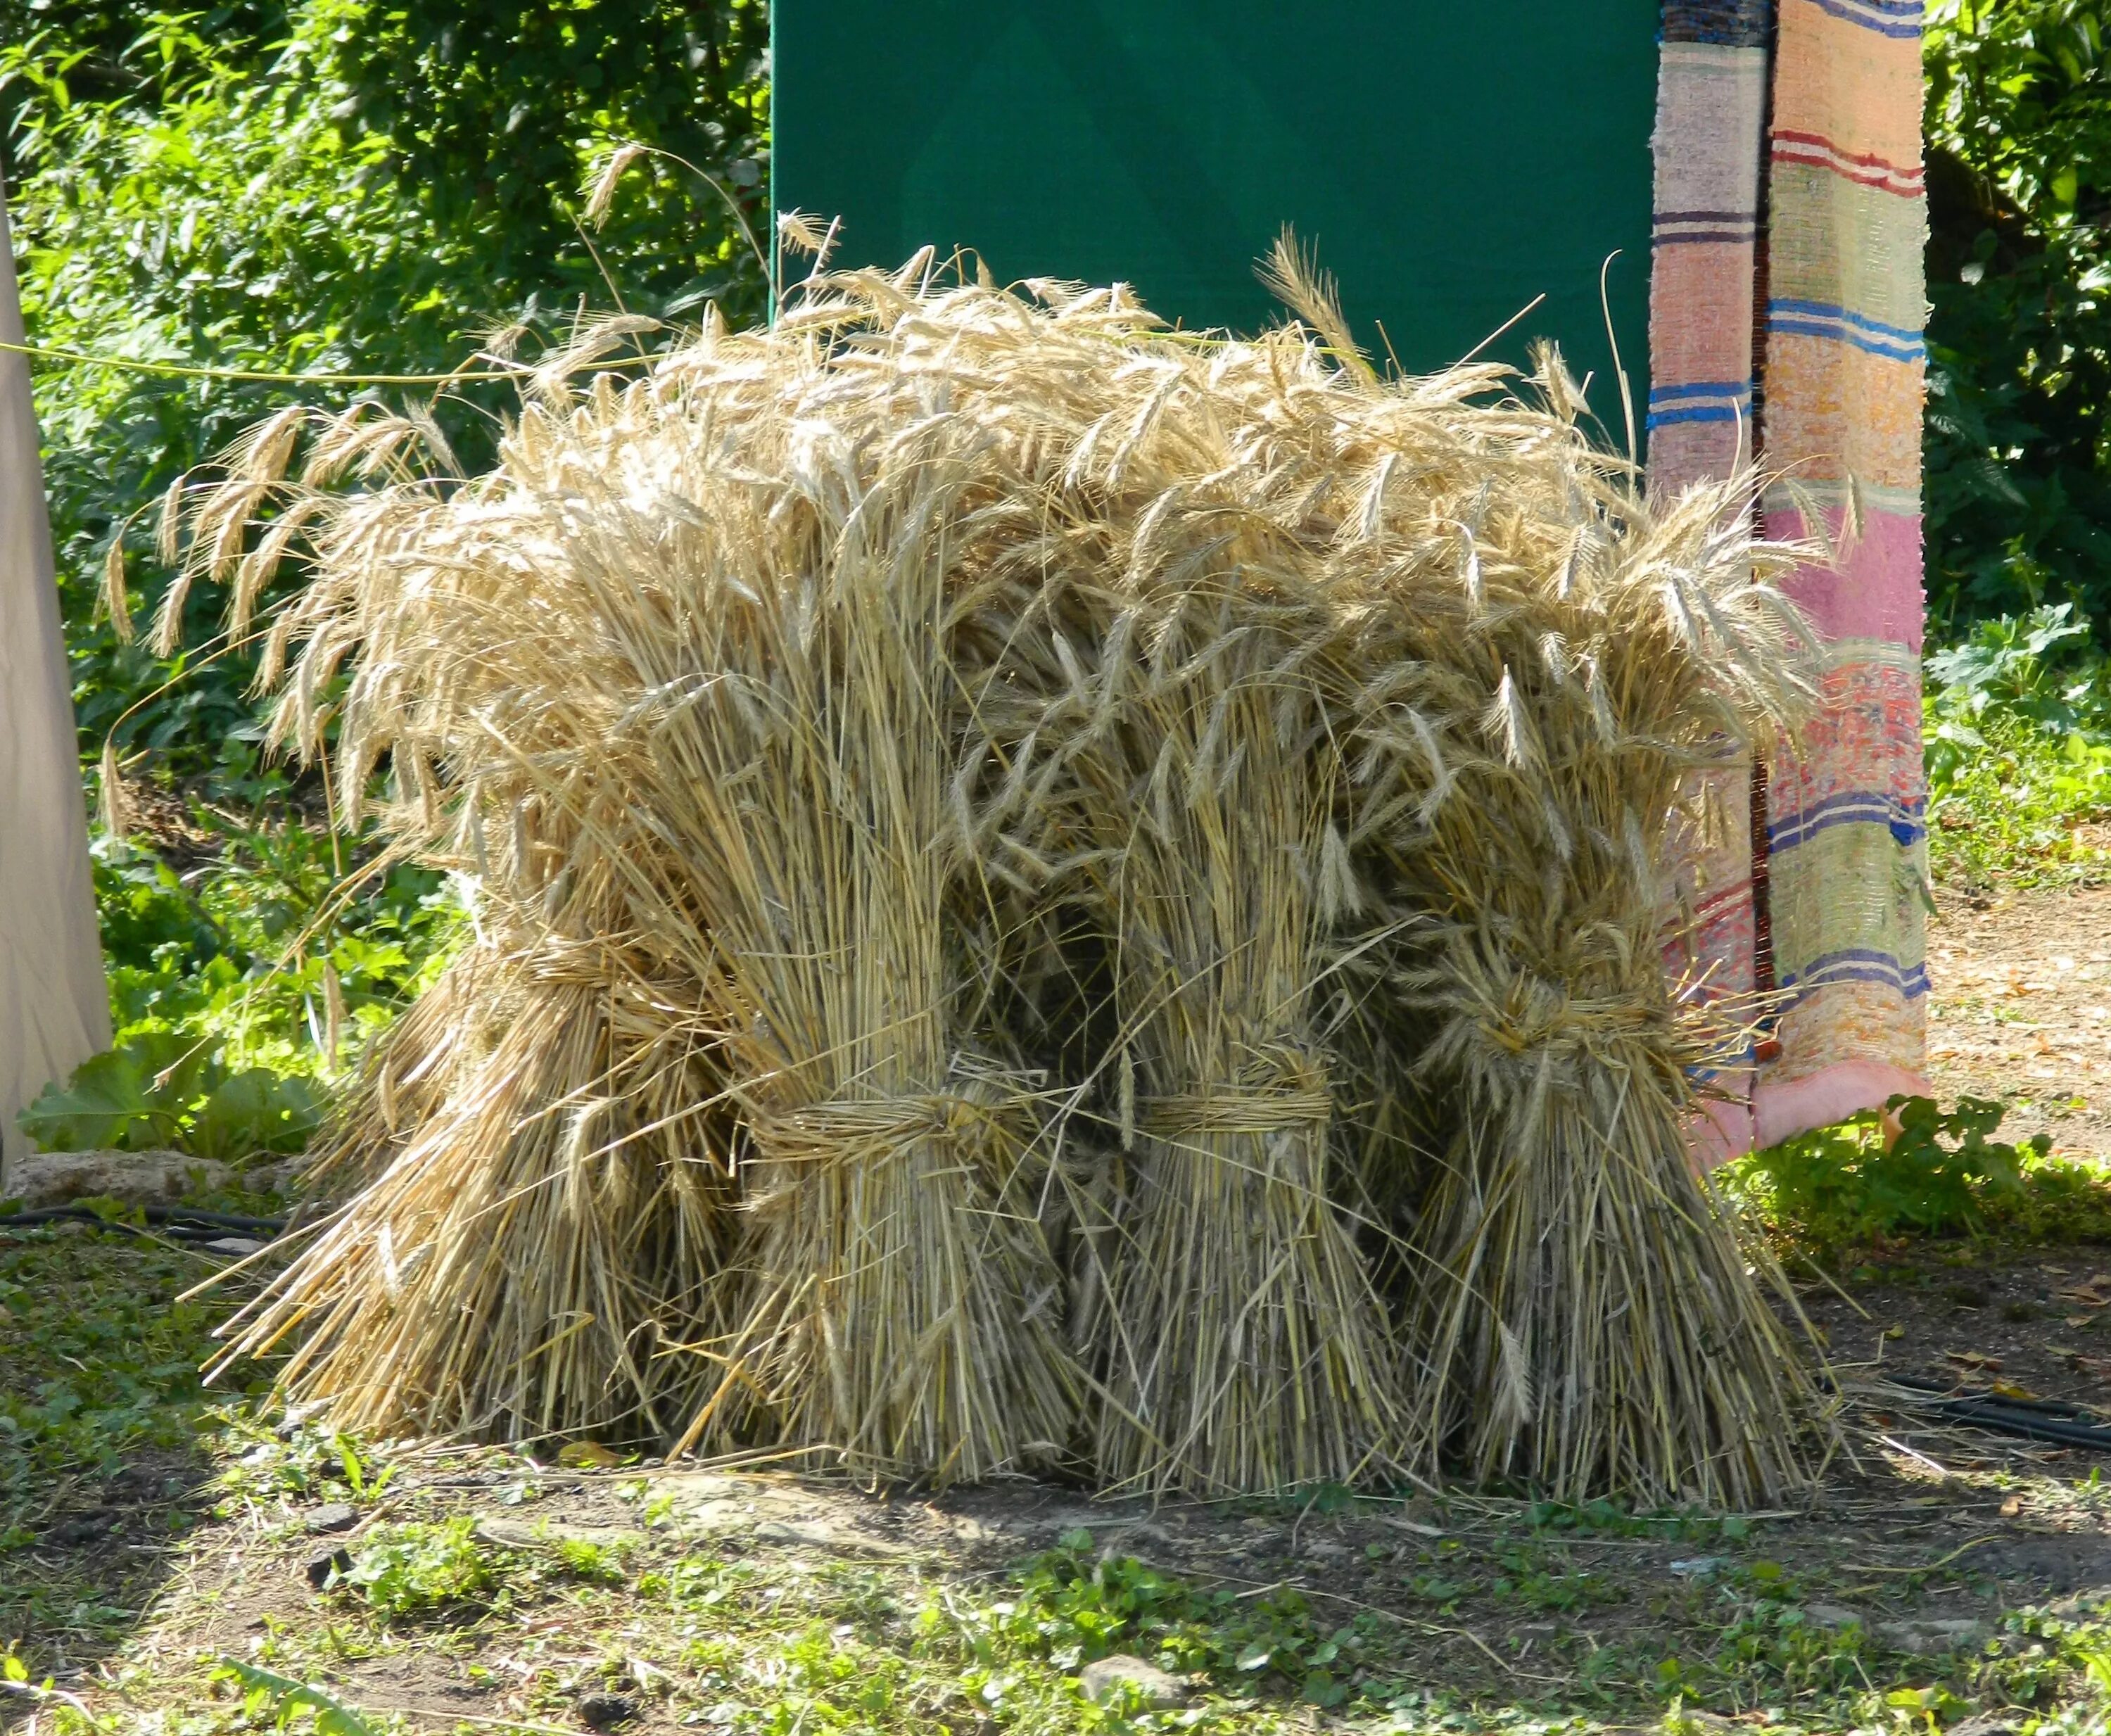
160,243,1827,1504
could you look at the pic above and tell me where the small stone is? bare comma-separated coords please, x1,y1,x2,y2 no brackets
472,1515,638,1552
203,1236,267,1257
1875,1616,1991,1655
1803,1603,1865,1630
305,1545,353,1589
1079,1656,1188,1709
304,1503,358,1535
49,1513,112,1546
577,1692,640,1730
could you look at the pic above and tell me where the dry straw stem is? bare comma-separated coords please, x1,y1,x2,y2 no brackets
988,575,1409,1497
187,248,1825,1499
1328,393,1824,1504
220,935,740,1442
211,302,1083,1480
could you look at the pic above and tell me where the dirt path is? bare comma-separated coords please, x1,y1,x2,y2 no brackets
1929,884,2111,1156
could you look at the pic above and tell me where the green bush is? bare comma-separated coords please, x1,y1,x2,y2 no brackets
1725,1094,2111,1257
1925,605,2111,886
1925,2,2111,629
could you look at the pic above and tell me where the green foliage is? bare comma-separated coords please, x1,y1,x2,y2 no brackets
4,1,767,780
1925,3,2111,628
335,1516,500,1619
103,823,452,1058
1925,606,2111,886
217,1412,391,1504
1723,1093,2111,1257
991,1533,1367,1707
212,1661,379,1736
18,817,455,1157
1927,602,2111,737
18,1029,319,1158
1,0,766,1124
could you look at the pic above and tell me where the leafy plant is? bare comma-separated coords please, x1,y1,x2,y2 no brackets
988,1534,1366,1706
1720,1094,2111,1256
335,1516,500,1619
213,1661,379,1736
219,1412,392,1504
1927,603,2110,740
17,1029,320,1159
1925,607,2111,887
15,817,460,1159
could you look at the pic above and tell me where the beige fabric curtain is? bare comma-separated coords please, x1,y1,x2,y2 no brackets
0,186,109,1179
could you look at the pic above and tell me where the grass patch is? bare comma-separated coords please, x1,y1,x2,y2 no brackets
17,1114,2111,1733
51,1500,2111,1736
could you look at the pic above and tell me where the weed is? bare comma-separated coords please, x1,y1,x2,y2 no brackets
986,1535,1367,1706
220,1415,392,1504
213,1660,379,1736
1722,1094,2111,1260
1523,1500,1754,1542
335,1517,501,1620
1488,1547,1618,1613
554,1535,629,1584
15,827,459,1165
1925,607,2111,889
17,1029,322,1161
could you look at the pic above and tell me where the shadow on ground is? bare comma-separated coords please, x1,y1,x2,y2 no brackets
1,1217,267,1717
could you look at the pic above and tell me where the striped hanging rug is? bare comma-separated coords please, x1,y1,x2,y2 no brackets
1650,0,1773,1163
1650,0,1932,1159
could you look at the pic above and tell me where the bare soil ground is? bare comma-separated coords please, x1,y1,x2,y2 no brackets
17,887,2111,1732
1929,884,2111,1158
34,1403,2111,1734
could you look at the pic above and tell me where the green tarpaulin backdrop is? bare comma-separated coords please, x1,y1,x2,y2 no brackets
773,1,1661,438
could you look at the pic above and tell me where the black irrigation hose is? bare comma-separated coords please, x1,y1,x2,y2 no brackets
0,1203,287,1241
1888,1373,2111,1452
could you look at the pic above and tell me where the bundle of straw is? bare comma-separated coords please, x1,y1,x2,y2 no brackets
170,250,1825,1500
996,578,1407,1496
1326,407,1822,1504
222,927,740,1441
205,334,1082,1478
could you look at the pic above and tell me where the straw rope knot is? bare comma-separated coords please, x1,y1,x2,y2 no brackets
747,1075,1039,1175
1138,1047,1333,1141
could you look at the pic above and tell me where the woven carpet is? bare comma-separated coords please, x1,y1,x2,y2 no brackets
1753,0,1931,1144
1651,1,1773,1162
1650,0,1931,1158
